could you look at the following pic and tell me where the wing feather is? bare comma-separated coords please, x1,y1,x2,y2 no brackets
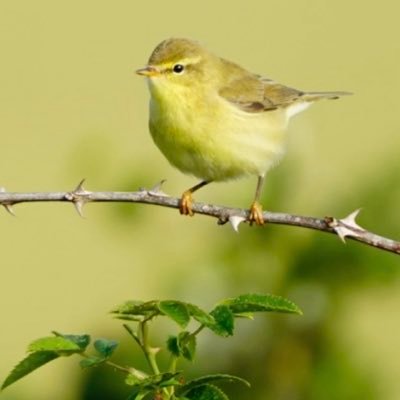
217,59,350,114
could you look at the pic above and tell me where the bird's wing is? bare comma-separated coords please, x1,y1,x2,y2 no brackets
219,70,350,114
218,72,304,113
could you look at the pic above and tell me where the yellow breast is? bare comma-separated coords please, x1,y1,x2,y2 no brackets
147,78,288,181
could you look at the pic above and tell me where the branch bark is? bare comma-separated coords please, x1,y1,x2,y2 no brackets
0,181,399,255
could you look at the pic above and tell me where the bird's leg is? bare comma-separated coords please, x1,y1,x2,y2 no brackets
249,175,265,226
179,180,210,216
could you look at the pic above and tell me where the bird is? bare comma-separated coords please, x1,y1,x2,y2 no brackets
136,38,350,225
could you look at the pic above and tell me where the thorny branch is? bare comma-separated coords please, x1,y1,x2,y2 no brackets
0,180,399,255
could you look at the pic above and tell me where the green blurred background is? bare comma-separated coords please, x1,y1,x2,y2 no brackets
1,1,399,399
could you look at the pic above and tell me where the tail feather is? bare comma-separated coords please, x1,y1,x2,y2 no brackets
286,91,352,118
302,91,352,101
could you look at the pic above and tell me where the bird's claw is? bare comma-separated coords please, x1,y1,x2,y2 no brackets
249,201,265,226
179,191,194,216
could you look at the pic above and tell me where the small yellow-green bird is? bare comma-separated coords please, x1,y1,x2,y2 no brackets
137,38,349,225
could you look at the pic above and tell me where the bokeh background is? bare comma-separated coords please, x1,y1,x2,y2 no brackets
1,1,399,399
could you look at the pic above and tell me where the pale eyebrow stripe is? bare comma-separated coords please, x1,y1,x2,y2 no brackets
164,56,202,69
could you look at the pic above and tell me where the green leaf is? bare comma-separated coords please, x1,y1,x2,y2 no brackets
126,388,150,400
28,336,81,354
111,300,144,313
223,293,302,315
181,333,196,361
185,384,229,400
186,303,215,327
53,332,91,350
1,351,59,390
94,338,118,358
167,332,196,361
209,305,234,337
167,335,180,357
79,356,104,369
158,300,190,328
178,374,250,396
111,300,159,317
233,312,254,320
112,315,143,322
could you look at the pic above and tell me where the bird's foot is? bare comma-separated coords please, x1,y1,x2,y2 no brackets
179,191,194,216
249,201,265,226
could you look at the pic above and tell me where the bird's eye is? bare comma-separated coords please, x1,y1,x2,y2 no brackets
172,64,185,74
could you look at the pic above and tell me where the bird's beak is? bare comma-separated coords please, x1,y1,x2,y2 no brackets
135,66,160,77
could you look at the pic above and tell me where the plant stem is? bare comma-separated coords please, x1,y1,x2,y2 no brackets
2,186,398,254
166,356,178,400
80,353,142,376
123,323,142,348
124,321,161,375
106,360,143,377
192,324,205,336
140,320,160,375
169,356,178,374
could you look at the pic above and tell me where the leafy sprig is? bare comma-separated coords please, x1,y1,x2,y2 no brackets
1,293,301,400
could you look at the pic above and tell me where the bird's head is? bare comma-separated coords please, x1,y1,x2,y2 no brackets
136,38,216,94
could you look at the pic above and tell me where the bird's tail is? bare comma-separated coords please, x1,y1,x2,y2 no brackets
302,91,352,102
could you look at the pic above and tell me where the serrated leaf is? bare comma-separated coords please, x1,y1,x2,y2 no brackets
111,300,144,313
223,293,302,315
186,304,215,327
1,351,59,390
178,374,250,396
94,338,118,358
158,301,190,328
181,333,196,361
167,335,180,357
185,384,229,400
79,356,104,369
28,336,81,354
209,305,234,337
126,388,150,400
233,312,254,320
111,300,159,316
113,315,143,322
167,332,196,361
53,332,91,350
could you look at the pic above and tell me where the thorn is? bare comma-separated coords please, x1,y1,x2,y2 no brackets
4,204,16,216
150,346,161,355
229,215,246,232
340,208,363,230
73,200,85,218
147,179,168,197
74,179,87,195
334,225,356,243
0,187,16,216
326,209,364,243
65,179,91,218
